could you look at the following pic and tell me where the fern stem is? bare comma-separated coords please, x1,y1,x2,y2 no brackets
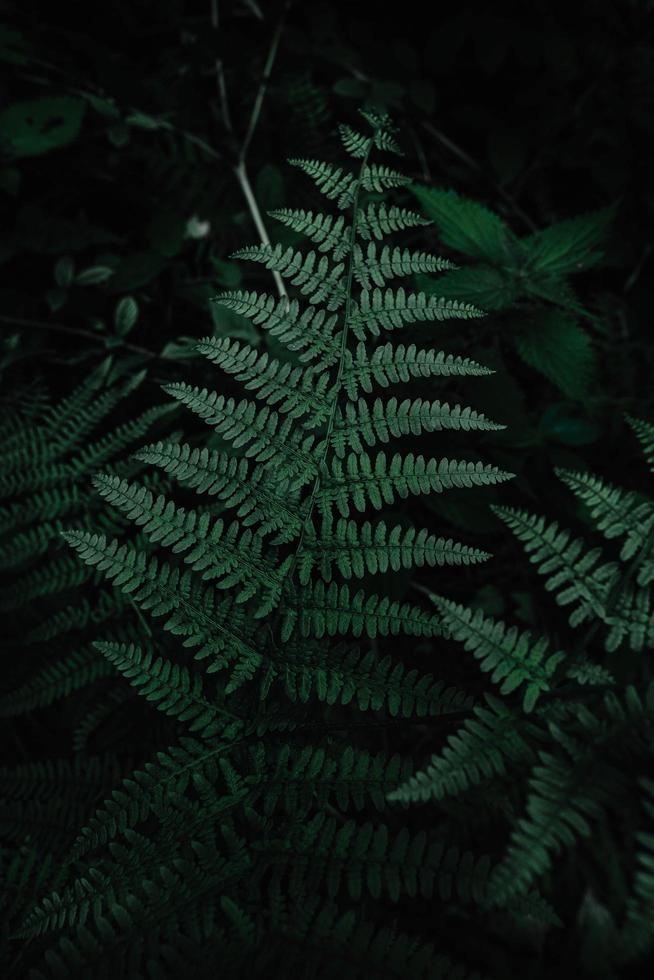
282,141,374,591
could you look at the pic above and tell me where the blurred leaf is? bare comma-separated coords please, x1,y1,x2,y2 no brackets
75,265,115,286
107,252,167,292
125,111,162,130
0,97,86,157
114,296,139,336
0,25,33,64
513,310,596,399
256,164,284,210
54,256,75,288
539,404,601,446
211,259,242,288
161,336,202,359
210,301,259,343
147,210,186,258
45,288,67,312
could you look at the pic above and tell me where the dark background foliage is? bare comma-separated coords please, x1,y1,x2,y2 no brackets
1,0,654,976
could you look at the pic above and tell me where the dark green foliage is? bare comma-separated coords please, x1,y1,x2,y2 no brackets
3,2,654,976
392,420,654,974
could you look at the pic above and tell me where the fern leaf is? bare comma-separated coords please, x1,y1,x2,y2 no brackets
319,453,513,518
134,441,308,543
211,290,341,365
350,287,483,340
283,580,442,641
331,398,505,457
94,641,222,737
91,475,290,615
427,594,566,711
342,342,492,400
196,336,332,426
298,519,490,584
556,467,654,580
388,695,534,802
268,208,350,260
231,244,346,309
352,242,455,289
356,203,431,241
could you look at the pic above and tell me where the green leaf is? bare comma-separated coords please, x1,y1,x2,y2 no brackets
107,252,167,292
54,256,75,288
114,296,139,336
523,206,616,277
419,265,516,311
513,310,596,399
411,185,514,261
0,97,86,157
539,404,601,446
75,265,115,286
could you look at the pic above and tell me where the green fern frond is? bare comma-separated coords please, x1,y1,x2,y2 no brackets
210,290,341,365
627,415,654,472
231,244,346,309
352,243,454,289
388,695,534,803
331,398,504,457
356,203,431,240
426,594,566,711
318,453,513,518
350,287,483,339
556,467,654,580
134,440,307,543
94,641,223,738
262,813,492,904
0,646,113,718
91,474,290,614
491,504,619,629
298,519,490,583
268,208,350,260
342,343,492,400
282,580,442,641
196,336,332,426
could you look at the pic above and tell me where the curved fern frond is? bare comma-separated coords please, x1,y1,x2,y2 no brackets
94,641,224,738
388,695,534,803
556,467,654,582
196,336,333,426
426,594,566,711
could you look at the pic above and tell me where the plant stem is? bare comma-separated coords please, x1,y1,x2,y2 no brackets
233,161,287,302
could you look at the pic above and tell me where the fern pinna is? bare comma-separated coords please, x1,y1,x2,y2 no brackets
12,113,512,979
391,416,654,976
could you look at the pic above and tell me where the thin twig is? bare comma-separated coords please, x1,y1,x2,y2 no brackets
0,314,161,361
234,160,287,301
238,0,292,165
422,121,537,233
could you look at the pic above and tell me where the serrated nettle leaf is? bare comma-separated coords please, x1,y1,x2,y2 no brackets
411,185,515,261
